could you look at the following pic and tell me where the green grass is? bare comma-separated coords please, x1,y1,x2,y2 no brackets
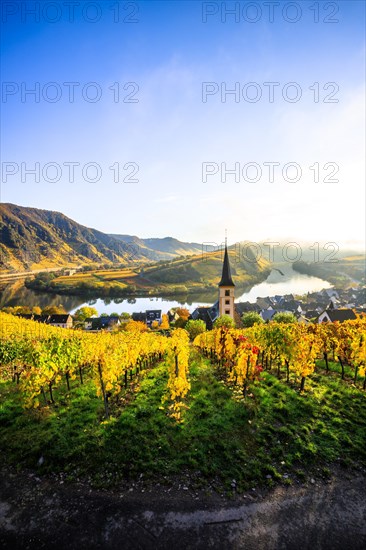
0,354,365,491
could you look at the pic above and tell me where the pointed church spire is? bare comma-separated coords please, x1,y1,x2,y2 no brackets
218,243,235,287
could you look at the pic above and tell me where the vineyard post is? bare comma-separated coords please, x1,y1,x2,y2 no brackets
338,356,345,380
243,356,250,398
13,365,20,384
97,361,109,419
66,371,70,391
48,382,54,403
175,354,179,377
41,386,48,405
285,360,290,383
277,360,281,379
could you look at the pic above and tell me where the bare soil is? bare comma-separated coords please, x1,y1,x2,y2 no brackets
0,468,365,550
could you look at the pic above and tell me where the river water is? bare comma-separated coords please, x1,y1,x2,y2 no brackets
0,266,331,316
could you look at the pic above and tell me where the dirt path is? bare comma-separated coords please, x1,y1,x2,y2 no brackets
0,470,365,550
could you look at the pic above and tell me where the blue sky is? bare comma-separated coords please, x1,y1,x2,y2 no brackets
1,0,365,249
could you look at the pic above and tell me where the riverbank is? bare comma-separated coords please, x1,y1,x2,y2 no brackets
293,257,365,288
0,265,337,316
23,268,270,301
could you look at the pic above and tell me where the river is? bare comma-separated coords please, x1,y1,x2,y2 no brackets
0,266,331,315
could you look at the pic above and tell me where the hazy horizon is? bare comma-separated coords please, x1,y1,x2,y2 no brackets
1,201,364,255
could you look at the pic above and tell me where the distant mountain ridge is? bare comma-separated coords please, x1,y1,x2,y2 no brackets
0,203,203,272
110,234,203,260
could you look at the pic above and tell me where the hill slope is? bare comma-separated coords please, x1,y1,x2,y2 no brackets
38,245,270,299
0,204,202,272
0,204,270,295
110,234,203,261
142,246,270,293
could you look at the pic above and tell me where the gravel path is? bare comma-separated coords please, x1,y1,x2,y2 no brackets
1,470,365,549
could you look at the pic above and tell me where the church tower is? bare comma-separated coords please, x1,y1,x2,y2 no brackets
218,241,235,319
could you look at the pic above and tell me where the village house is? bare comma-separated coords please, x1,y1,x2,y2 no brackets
303,310,320,322
145,310,162,328
132,312,147,324
16,313,73,327
130,310,162,328
235,302,260,315
48,314,73,329
317,309,357,323
167,308,180,323
191,304,219,331
84,316,120,331
260,309,278,322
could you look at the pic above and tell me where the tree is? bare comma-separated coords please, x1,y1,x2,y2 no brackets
2,306,32,315
160,314,170,330
73,306,98,321
15,306,32,315
42,305,66,315
1,307,17,315
32,306,42,316
242,312,264,328
214,315,235,329
175,317,188,329
185,319,206,340
125,320,147,332
176,308,190,321
272,312,297,324
120,312,131,320
1,306,36,315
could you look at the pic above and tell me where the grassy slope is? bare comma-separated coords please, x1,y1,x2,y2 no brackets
0,351,365,492
43,248,271,297
144,248,269,285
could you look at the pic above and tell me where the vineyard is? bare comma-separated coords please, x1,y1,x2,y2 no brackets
0,312,365,490
194,319,366,393
0,313,189,421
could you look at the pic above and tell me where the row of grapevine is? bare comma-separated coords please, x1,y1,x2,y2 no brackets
194,328,263,397
163,328,191,421
1,312,364,419
194,319,366,393
0,313,168,417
